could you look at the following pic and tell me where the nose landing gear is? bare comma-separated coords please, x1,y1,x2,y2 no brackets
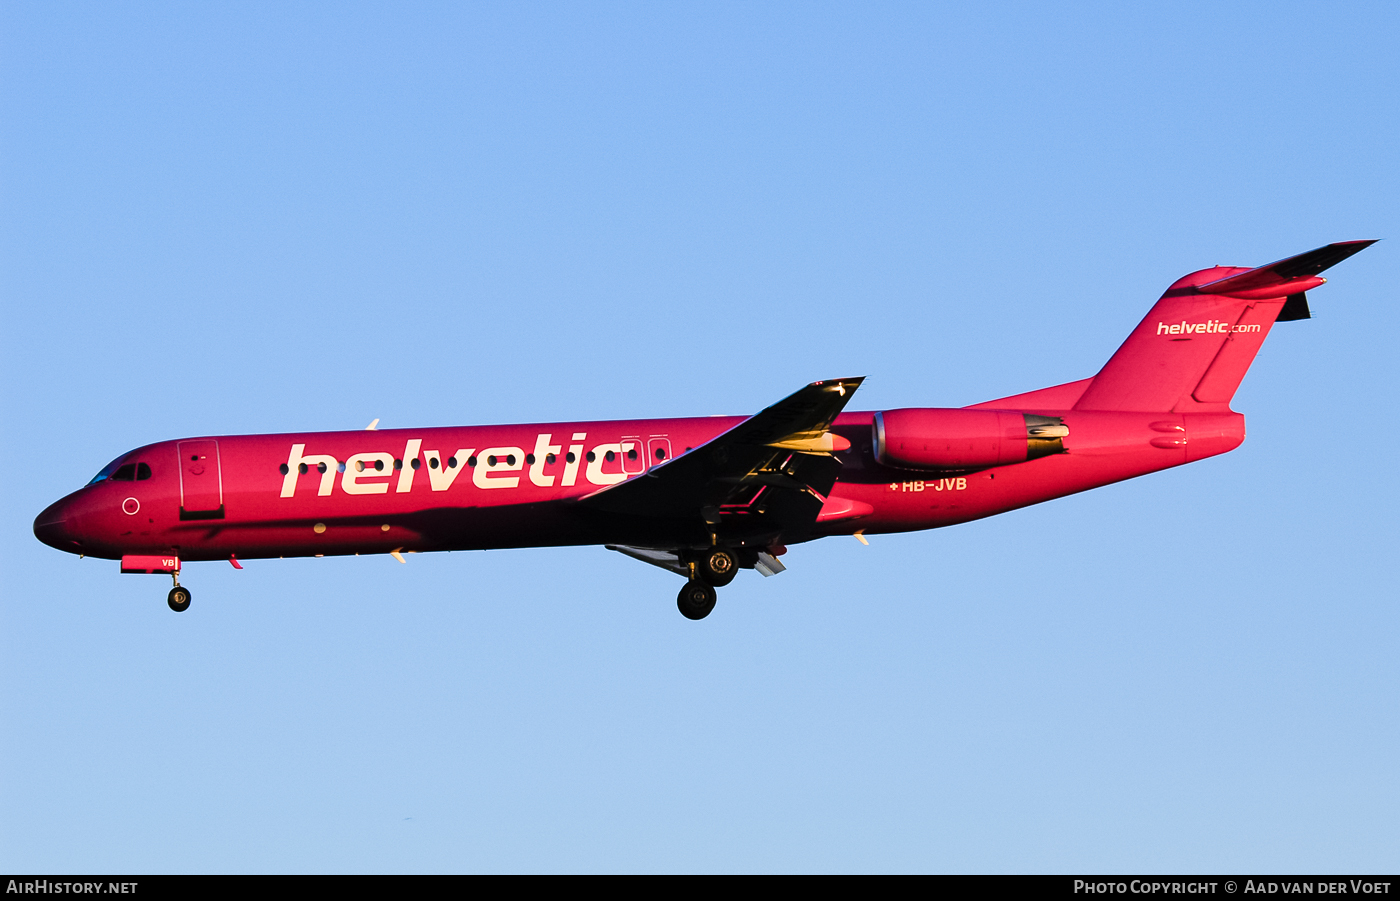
118,556,191,612
167,573,191,612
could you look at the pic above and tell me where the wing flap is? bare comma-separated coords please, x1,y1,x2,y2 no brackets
607,545,689,576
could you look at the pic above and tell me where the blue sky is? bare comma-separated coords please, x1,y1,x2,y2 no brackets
2,2,1396,873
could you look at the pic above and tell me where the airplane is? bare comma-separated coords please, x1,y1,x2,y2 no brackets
34,241,1375,619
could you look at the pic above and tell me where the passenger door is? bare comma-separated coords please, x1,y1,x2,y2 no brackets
177,440,224,520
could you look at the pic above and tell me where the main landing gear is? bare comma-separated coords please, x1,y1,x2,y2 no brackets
676,548,738,620
677,580,717,620
697,548,738,587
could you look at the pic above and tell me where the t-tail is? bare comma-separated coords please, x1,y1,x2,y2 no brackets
1073,240,1376,413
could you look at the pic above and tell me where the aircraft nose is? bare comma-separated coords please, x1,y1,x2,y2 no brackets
34,497,82,553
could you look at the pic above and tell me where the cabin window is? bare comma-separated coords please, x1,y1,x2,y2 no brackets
655,447,667,461
526,454,536,465
280,463,289,475
604,450,615,463
586,451,596,462
468,456,478,467
448,456,458,468
411,458,421,469
566,452,576,463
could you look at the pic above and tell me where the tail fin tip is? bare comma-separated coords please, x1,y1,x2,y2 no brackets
1193,240,1377,299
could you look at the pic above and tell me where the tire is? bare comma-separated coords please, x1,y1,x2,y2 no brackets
167,587,191,613
697,548,738,587
676,580,717,620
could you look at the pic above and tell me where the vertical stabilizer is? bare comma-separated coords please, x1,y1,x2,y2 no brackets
1073,241,1374,412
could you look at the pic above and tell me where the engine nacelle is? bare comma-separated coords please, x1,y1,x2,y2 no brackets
872,408,1068,471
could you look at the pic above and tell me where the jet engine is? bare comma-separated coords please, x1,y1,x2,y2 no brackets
872,408,1068,471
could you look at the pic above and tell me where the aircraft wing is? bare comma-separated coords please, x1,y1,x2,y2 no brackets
580,377,864,542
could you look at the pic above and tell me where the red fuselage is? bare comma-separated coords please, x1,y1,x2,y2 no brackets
33,405,1243,563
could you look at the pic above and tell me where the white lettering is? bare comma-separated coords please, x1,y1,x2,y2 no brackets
474,447,524,489
425,448,474,491
342,453,395,495
396,438,421,493
586,443,626,485
281,444,339,497
1156,319,1261,336
562,434,585,487
529,433,561,487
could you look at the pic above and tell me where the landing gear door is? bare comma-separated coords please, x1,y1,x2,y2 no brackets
177,440,224,520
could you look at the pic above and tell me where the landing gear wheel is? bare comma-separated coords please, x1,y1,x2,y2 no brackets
167,586,191,613
697,548,738,587
677,580,717,620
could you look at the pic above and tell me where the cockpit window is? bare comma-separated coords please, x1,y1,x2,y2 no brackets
87,457,126,486
87,458,152,485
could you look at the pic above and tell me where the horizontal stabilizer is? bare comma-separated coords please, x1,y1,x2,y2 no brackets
1193,240,1376,299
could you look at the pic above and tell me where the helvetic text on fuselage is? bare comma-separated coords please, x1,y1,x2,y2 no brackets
280,433,640,498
